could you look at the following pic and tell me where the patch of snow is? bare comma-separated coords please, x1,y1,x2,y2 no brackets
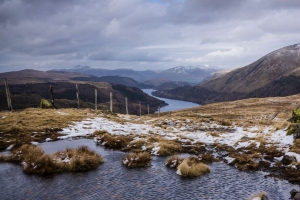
151,143,160,155
55,111,68,115
45,138,52,142
224,156,235,164
236,141,251,149
176,169,182,176
252,197,261,200
285,152,300,162
141,146,147,151
6,144,14,150
123,158,129,165
2,116,6,119
267,129,293,148
274,156,283,162
31,142,39,145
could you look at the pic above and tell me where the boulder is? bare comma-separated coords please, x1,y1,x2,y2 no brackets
281,155,296,165
290,189,300,200
39,99,52,109
261,194,269,200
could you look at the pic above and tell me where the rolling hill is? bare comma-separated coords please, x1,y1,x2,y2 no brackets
0,70,166,114
153,43,300,104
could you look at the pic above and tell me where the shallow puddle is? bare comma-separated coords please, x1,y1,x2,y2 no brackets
0,138,299,200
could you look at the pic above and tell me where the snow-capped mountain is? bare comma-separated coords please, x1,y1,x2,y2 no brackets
155,65,219,83
166,65,218,74
153,43,300,104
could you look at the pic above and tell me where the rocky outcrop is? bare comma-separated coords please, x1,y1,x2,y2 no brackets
281,155,296,165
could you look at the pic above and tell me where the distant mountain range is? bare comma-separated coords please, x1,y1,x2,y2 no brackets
154,66,218,84
153,43,300,104
51,65,219,84
51,66,157,82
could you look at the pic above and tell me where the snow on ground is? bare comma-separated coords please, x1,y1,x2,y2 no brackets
58,114,300,159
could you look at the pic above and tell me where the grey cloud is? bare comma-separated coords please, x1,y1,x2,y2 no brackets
0,0,300,71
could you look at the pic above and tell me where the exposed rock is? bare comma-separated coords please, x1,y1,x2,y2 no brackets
281,155,296,165
290,189,300,200
261,194,269,200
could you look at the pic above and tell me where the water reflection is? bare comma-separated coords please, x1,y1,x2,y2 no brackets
0,139,299,200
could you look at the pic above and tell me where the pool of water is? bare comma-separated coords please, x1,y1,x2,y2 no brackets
0,139,299,200
142,89,199,112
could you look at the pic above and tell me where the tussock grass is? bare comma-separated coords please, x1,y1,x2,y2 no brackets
54,146,103,172
291,139,300,154
248,192,269,200
0,144,103,174
158,140,182,156
229,153,262,171
122,152,151,168
219,119,232,126
94,131,132,150
199,154,218,164
127,138,148,152
165,155,182,168
177,157,210,177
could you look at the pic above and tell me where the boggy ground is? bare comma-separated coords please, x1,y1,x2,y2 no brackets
1,94,300,183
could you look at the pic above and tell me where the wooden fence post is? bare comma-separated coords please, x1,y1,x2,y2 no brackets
49,85,56,108
147,104,149,115
95,89,97,111
4,79,12,111
139,101,141,116
76,84,79,108
158,106,160,117
110,92,113,113
125,97,128,115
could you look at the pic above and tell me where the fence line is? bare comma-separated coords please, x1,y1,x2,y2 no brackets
95,89,97,111
4,79,12,111
76,84,80,108
1,81,163,116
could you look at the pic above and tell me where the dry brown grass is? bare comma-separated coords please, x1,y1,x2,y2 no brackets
0,108,100,150
158,140,183,156
54,146,103,172
165,155,182,168
199,154,218,164
177,157,210,177
291,139,300,154
0,144,103,174
122,152,151,168
127,138,148,152
94,131,132,150
170,94,300,129
229,153,262,171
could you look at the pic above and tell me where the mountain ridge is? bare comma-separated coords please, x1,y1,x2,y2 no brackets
153,43,300,104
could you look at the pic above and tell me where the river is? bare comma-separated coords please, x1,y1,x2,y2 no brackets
0,139,299,199
142,89,199,112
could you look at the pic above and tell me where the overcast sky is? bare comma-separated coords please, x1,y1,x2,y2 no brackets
0,0,299,72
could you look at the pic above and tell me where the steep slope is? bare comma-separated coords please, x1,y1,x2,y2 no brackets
201,44,300,93
154,43,300,104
